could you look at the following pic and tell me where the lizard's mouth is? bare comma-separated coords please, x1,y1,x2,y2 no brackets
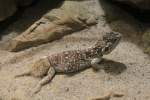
111,36,121,51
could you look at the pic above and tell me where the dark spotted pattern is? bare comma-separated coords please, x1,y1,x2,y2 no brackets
47,31,121,73
48,47,102,73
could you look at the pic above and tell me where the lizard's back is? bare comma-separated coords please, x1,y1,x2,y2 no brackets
48,49,93,73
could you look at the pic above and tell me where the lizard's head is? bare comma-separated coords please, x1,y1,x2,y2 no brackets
102,31,122,54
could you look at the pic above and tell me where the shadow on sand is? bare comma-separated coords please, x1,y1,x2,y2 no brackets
98,58,127,75
66,58,127,77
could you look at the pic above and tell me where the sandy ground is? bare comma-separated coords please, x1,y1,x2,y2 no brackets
0,0,150,100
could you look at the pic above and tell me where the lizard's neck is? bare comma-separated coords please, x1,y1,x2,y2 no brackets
84,40,106,57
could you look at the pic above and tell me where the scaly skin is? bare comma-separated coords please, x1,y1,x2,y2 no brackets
15,31,122,94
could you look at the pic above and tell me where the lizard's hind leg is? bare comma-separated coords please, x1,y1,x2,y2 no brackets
33,66,56,94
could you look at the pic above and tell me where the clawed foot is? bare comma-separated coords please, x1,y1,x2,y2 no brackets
31,84,42,96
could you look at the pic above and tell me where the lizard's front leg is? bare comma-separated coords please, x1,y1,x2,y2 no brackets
91,58,102,70
33,66,56,94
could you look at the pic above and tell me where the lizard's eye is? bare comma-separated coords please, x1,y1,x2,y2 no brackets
102,42,112,54
104,47,109,52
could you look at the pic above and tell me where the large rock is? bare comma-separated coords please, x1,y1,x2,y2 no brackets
8,0,98,52
112,0,150,10
143,29,150,54
0,0,17,21
0,0,34,21
99,0,141,36
16,0,34,7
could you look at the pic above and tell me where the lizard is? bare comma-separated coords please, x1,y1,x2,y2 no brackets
15,31,122,94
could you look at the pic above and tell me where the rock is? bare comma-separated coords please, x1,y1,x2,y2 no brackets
112,0,150,10
112,92,124,97
16,0,34,7
143,29,150,54
8,0,98,52
91,91,124,100
0,0,17,21
0,0,34,21
91,92,112,100
99,0,141,37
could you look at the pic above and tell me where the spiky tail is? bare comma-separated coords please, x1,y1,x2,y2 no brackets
14,71,31,78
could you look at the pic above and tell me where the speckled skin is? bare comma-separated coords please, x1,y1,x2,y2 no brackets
48,47,103,73
15,31,122,94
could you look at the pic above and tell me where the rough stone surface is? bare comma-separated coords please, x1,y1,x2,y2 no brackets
16,0,34,7
112,0,150,10
0,0,17,21
0,0,34,21
143,29,150,54
8,0,98,52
